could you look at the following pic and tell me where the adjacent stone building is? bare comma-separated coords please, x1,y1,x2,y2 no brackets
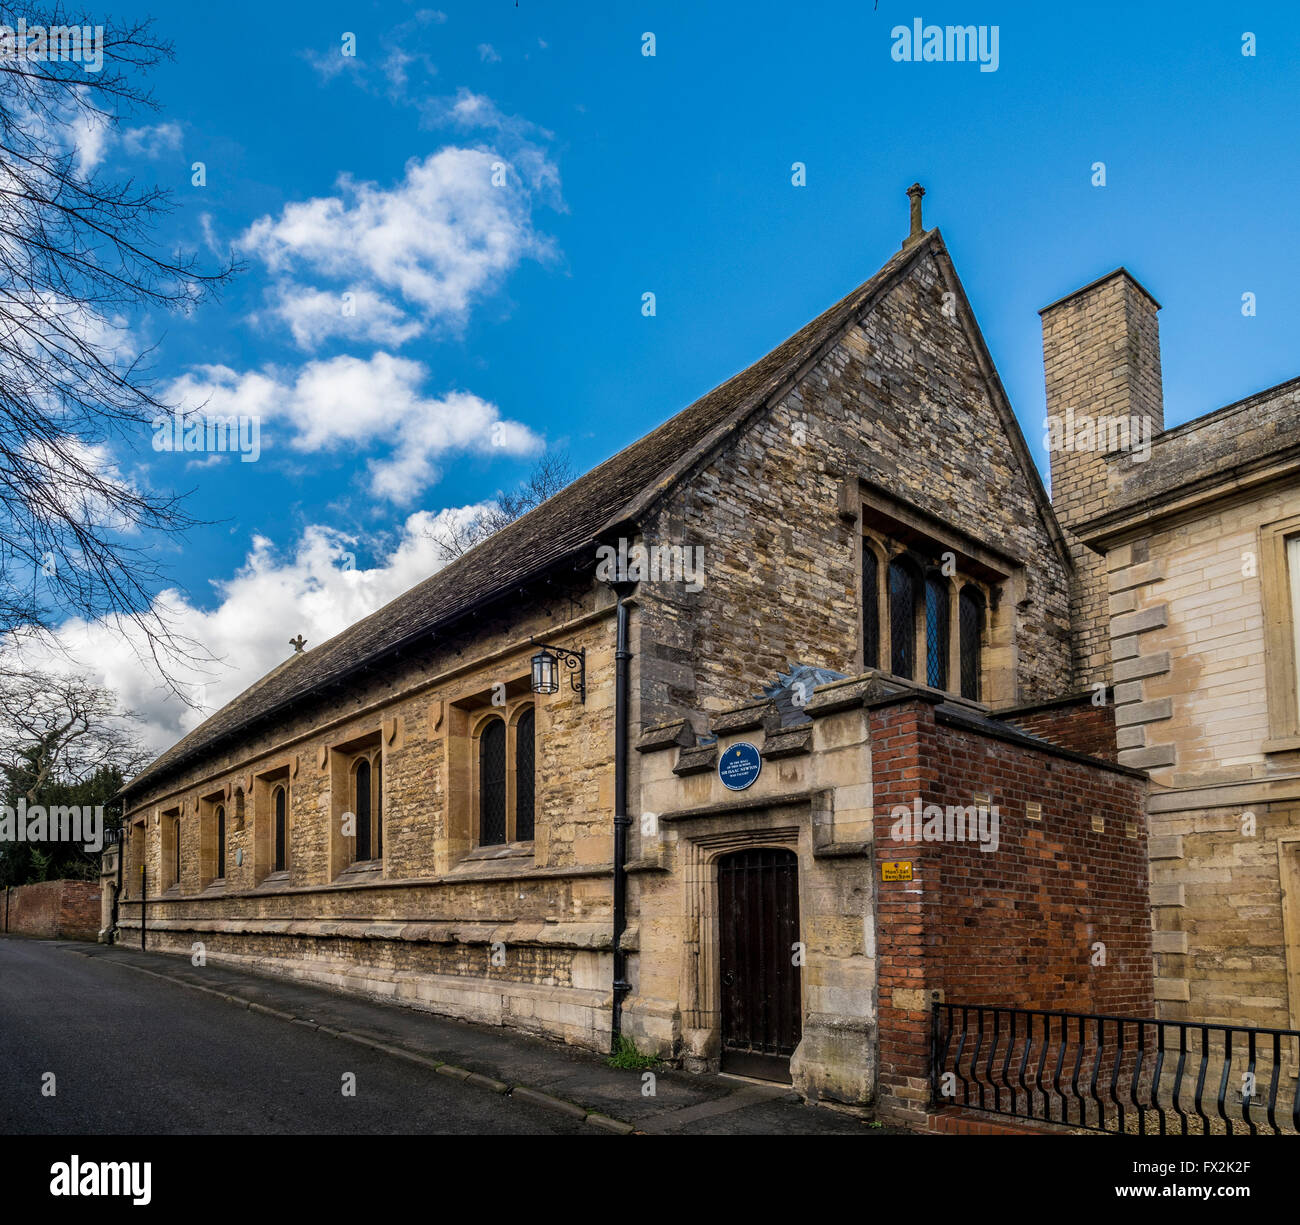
1051,279,1300,1035
118,191,1163,1122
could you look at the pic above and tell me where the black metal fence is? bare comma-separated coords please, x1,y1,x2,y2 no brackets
932,1002,1300,1135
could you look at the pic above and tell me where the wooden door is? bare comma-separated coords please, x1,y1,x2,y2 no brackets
717,847,802,1081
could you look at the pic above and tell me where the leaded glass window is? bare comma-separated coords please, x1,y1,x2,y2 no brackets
354,760,371,861
959,585,984,701
926,573,949,690
480,719,507,846
274,785,287,872
889,559,918,679
863,544,880,669
515,709,535,841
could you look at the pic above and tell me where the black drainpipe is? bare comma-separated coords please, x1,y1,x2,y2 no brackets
140,861,146,951
610,586,633,1048
113,829,123,941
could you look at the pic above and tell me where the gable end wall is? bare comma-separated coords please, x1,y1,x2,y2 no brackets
637,250,1072,730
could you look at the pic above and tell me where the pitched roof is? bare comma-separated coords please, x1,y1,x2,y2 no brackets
128,228,1062,798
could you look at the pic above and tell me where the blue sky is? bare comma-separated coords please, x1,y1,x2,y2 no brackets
47,2,1300,747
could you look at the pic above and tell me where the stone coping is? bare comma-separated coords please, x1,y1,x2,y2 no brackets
761,726,813,759
710,699,780,736
634,718,694,753
642,670,1138,785
994,688,1112,718
673,743,718,776
936,705,1148,780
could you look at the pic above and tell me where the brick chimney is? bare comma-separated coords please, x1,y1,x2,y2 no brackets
1040,269,1163,689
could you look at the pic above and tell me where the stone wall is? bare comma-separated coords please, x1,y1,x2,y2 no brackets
629,686,878,1107
4,879,101,940
1093,477,1300,1031
137,922,610,1048
118,576,621,1052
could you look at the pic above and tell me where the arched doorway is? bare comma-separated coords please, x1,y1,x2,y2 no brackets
717,846,802,1081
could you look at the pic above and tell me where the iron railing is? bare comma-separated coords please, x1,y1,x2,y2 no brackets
932,1002,1300,1136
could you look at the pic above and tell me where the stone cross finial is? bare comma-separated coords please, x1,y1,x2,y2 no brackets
902,182,926,249
289,634,306,653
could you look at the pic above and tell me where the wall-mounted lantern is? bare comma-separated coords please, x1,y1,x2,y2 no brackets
530,638,585,703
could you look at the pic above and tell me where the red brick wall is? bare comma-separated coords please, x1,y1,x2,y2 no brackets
4,879,101,940
999,694,1118,762
869,696,1151,1120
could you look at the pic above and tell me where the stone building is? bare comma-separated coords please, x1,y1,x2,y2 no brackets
118,190,1158,1121
1048,274,1300,1036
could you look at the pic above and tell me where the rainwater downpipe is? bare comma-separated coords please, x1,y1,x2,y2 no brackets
609,583,634,1048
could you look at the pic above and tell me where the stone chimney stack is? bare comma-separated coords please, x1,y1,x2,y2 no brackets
1040,269,1163,689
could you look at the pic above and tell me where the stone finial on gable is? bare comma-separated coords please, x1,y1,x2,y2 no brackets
902,182,926,249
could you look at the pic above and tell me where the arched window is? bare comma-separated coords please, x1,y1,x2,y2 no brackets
273,785,287,872
216,805,226,879
959,585,985,701
889,558,919,679
862,543,880,669
172,816,181,885
354,759,372,861
925,572,950,691
479,718,507,846
374,757,383,860
515,708,535,842
129,821,145,896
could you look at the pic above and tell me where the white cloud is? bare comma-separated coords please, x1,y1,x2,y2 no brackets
478,43,501,63
21,435,142,535
122,122,183,159
0,290,136,364
166,352,542,505
240,145,557,348
303,46,361,82
421,87,554,147
67,107,111,174
304,11,446,92
17,507,487,755
46,110,181,173
260,284,425,349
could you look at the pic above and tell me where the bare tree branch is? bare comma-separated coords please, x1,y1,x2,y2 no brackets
429,452,576,562
0,6,238,685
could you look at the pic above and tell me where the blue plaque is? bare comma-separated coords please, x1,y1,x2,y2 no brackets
718,741,762,791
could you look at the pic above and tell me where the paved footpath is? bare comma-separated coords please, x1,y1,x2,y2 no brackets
0,936,903,1136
